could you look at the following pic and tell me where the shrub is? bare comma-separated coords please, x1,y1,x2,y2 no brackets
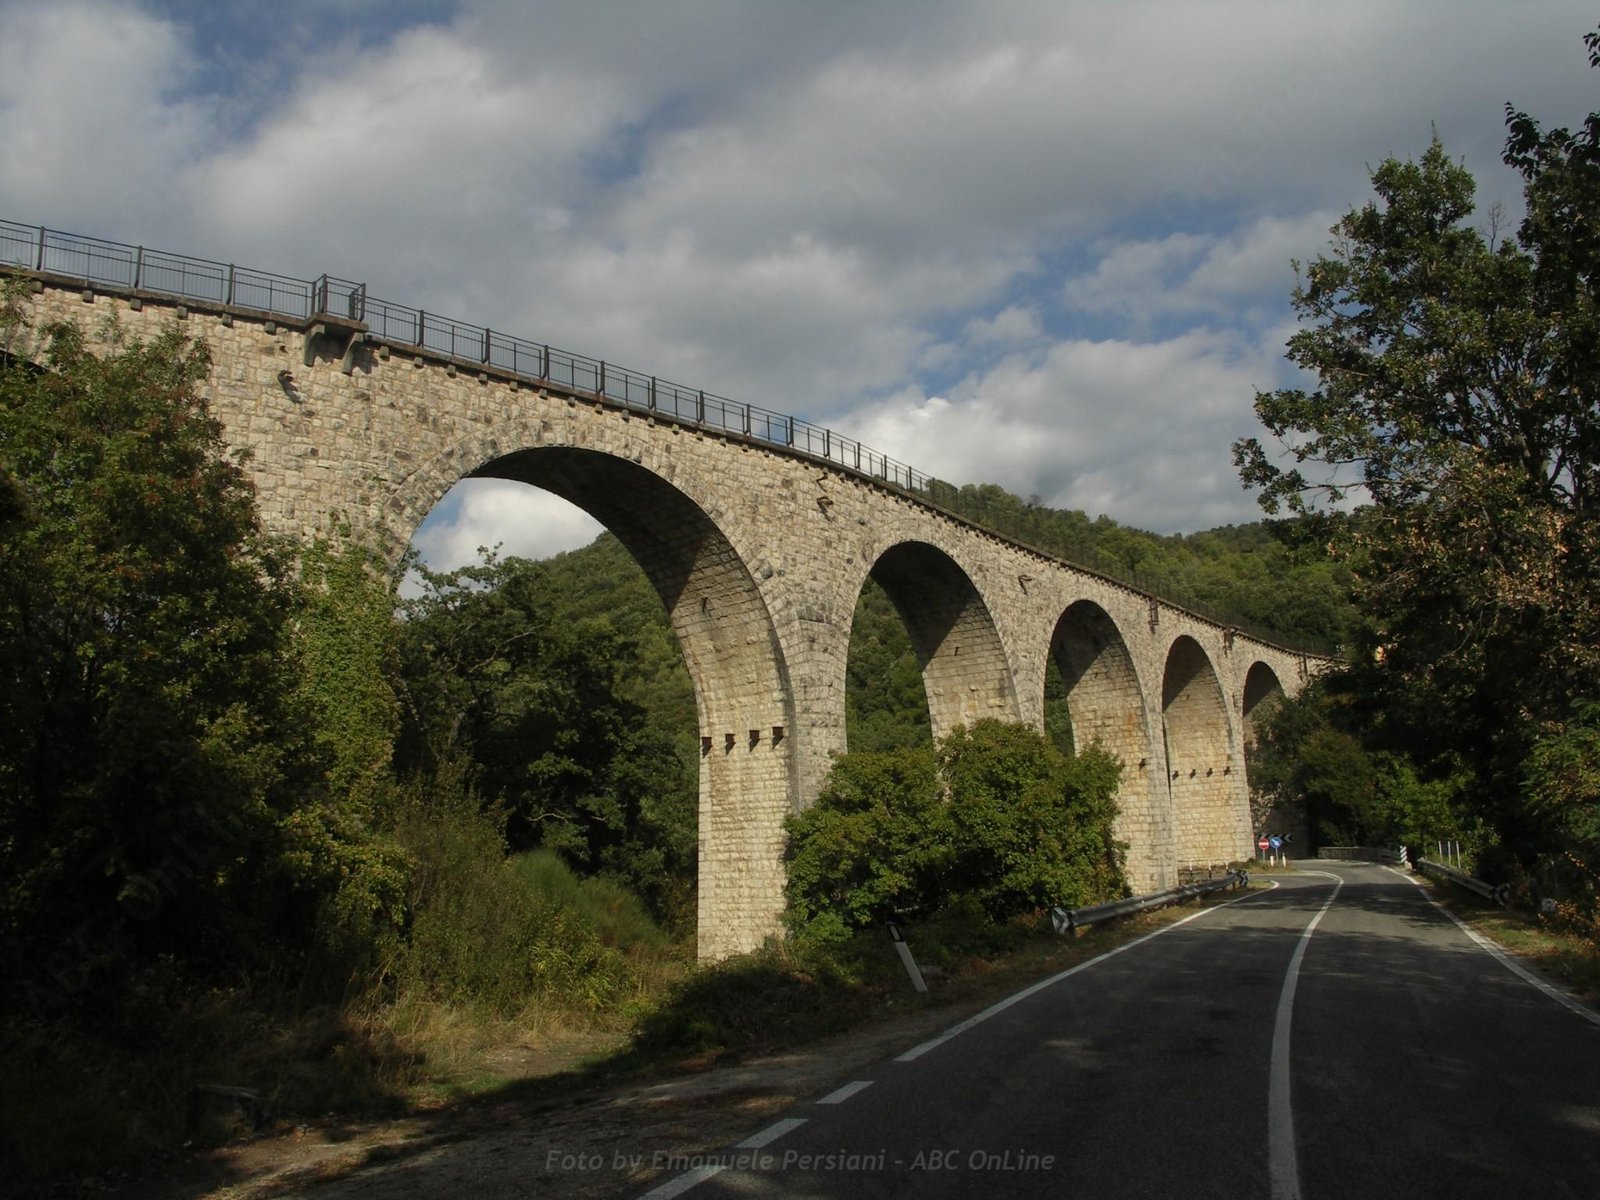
785,720,1125,939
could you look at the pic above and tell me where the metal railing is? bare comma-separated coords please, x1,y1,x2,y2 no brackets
0,218,1335,656
1318,845,1408,865
1051,870,1249,933
1417,859,1510,906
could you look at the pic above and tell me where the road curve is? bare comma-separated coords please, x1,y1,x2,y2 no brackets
638,864,1600,1200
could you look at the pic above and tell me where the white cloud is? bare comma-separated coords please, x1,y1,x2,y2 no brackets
845,328,1279,530
1062,213,1336,327
2,0,1596,556
965,305,1044,347
409,480,603,573
0,1,212,237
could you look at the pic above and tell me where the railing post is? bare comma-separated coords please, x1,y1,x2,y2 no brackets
598,360,606,398
417,310,425,347
227,264,236,307
697,389,705,424
35,225,45,271
133,246,143,290
743,403,751,436
649,375,657,411
483,329,492,364
541,344,550,379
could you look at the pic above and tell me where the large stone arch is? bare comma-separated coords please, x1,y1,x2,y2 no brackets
1241,660,1304,847
1242,661,1286,742
1162,635,1244,868
395,440,795,960
1048,600,1167,891
853,540,1020,743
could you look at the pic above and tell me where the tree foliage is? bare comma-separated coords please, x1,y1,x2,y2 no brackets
0,309,308,1002
1247,681,1471,852
1234,30,1600,861
785,720,1124,940
393,545,697,920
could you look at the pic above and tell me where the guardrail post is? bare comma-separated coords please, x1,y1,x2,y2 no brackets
226,264,236,307
35,225,45,270
540,344,549,379
133,246,143,290
649,375,657,411
886,924,928,993
598,360,606,398
483,329,492,364
416,310,425,347
697,389,705,423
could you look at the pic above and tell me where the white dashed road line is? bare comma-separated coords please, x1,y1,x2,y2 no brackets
817,1080,874,1105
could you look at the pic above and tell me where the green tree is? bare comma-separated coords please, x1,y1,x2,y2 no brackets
394,550,694,917
1234,36,1600,855
844,577,932,752
783,744,950,941
785,720,1124,939
1248,682,1470,852
939,721,1124,917
0,310,308,1005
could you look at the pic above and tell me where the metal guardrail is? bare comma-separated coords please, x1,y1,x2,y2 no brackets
1318,845,1407,865
0,218,1336,656
1417,859,1510,906
1051,870,1249,934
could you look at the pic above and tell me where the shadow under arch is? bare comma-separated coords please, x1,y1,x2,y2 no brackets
857,541,1020,743
1242,660,1302,846
430,445,797,960
1242,661,1286,737
1048,599,1166,891
1162,635,1245,868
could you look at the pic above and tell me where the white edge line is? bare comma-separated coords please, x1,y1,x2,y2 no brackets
894,879,1281,1063
817,1079,874,1105
1268,875,1342,1200
1387,866,1600,1028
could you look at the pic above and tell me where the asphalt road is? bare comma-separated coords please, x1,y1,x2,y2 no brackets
638,864,1600,1200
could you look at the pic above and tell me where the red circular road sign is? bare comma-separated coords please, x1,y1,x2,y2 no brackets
1258,837,1271,851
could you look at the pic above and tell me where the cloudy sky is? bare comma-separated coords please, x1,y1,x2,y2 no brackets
2,0,1594,568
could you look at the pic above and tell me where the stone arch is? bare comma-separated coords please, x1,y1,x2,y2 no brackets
1048,600,1166,891
1242,661,1286,742
400,441,794,961
1162,635,1244,868
856,541,1020,742
1241,660,1303,847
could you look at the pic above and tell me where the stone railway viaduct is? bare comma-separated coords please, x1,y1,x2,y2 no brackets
6,236,1317,959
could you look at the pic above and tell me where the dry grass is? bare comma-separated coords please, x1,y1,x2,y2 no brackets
1425,887,1600,1002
